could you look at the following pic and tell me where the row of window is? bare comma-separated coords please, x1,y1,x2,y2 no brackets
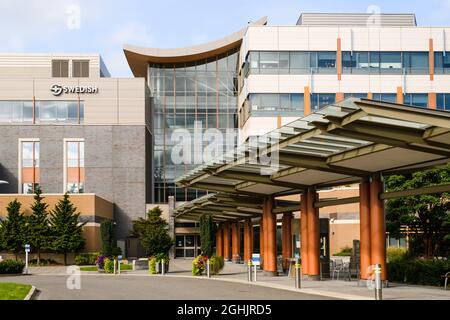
52,59,90,78
245,51,450,75
243,93,450,119
0,101,84,124
19,140,85,194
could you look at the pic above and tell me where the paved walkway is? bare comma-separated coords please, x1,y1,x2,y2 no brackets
25,260,450,300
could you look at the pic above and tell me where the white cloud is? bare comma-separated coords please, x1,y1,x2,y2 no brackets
106,21,153,47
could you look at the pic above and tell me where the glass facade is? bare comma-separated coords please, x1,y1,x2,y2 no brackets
434,52,450,74
245,51,431,76
149,50,239,203
437,93,450,110
248,93,304,115
246,51,336,75
0,100,84,124
404,93,428,108
310,93,336,112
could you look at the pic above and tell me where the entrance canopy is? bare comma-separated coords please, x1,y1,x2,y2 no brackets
174,98,450,221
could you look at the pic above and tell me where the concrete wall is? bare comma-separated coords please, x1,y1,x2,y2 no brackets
0,125,148,240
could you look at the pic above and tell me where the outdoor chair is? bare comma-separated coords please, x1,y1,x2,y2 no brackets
331,258,344,280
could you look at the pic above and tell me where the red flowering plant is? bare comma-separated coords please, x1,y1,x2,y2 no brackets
192,255,208,276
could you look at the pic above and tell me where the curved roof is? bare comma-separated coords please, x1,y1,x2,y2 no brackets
123,17,267,77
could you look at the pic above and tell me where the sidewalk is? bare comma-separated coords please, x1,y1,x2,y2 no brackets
28,261,450,300
139,259,450,300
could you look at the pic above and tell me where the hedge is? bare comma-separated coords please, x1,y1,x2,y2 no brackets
387,248,450,287
0,260,25,274
74,253,100,266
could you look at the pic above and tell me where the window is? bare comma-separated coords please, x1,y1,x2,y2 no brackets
380,52,401,71
403,52,429,74
72,60,89,77
372,93,397,103
0,101,33,123
437,93,450,110
434,52,450,74
52,60,69,77
259,52,279,74
290,52,310,72
310,93,336,112
404,93,428,108
65,140,85,193
20,140,39,194
248,93,304,116
315,52,336,69
35,101,83,123
344,93,367,99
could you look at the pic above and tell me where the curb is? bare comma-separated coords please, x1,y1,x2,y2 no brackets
24,285,37,300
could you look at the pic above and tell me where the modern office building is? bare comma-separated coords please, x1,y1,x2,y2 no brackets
0,54,151,255
124,12,450,259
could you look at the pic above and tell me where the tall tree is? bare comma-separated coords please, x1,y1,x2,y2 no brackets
0,199,26,260
131,206,173,257
27,187,51,265
200,214,215,257
100,220,115,257
385,164,450,258
49,193,86,265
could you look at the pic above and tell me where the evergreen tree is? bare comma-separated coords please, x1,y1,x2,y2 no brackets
132,206,173,257
199,214,215,257
100,220,115,257
49,193,86,265
27,187,51,265
0,199,26,260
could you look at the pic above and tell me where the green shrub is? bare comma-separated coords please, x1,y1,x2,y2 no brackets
155,252,169,263
387,247,408,263
74,253,99,266
0,260,25,274
103,258,115,274
149,257,157,274
388,257,450,286
209,256,224,275
334,246,352,256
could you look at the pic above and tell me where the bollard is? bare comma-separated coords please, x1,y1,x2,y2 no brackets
118,261,121,275
113,259,117,275
253,265,257,282
374,264,382,300
295,264,301,289
162,259,165,276
206,259,210,278
247,260,253,282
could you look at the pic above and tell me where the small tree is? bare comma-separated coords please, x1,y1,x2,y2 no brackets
200,214,215,257
386,165,450,258
27,187,51,264
131,206,173,257
100,220,115,257
49,193,86,265
0,199,26,260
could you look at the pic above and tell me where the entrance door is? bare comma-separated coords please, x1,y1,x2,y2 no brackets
175,235,201,258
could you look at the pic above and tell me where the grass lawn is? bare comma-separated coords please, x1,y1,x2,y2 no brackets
0,283,32,300
80,264,133,272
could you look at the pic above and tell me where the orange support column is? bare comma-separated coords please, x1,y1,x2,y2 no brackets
367,92,373,100
304,86,311,116
336,92,344,102
359,179,372,280
370,174,387,281
223,222,231,261
307,189,320,280
243,219,253,263
282,213,293,272
231,222,240,263
337,38,342,81
396,87,403,104
216,224,223,257
264,197,277,276
428,92,437,109
300,192,309,275
259,217,265,270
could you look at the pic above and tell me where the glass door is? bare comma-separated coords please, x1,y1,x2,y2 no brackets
175,235,201,258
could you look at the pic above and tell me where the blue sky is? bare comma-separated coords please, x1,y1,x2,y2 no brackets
1,0,449,77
